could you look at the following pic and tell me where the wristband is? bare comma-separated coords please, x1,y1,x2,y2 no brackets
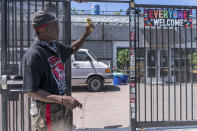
61,95,63,104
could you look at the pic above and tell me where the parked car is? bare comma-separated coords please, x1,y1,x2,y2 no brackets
72,49,112,92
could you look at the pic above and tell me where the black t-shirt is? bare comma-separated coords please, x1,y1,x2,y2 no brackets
22,40,73,95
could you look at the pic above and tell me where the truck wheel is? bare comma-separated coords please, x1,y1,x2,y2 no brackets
87,76,104,92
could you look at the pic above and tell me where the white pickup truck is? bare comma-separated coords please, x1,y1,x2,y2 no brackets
71,49,112,92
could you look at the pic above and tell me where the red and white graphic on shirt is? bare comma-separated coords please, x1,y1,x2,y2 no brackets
48,56,66,94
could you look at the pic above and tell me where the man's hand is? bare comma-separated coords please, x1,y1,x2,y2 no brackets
26,90,82,110
71,21,94,53
62,96,83,110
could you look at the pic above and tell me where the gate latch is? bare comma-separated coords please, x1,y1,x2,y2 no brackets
1,75,8,90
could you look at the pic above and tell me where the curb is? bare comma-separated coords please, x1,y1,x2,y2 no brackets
75,128,130,131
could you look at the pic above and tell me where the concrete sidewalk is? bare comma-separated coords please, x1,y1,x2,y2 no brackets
72,84,130,129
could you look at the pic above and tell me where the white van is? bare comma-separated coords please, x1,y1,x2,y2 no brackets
71,49,112,92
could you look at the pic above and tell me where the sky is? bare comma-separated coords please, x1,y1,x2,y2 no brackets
71,0,197,12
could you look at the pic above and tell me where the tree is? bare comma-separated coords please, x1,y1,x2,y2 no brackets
188,52,197,70
117,49,130,74
114,9,123,16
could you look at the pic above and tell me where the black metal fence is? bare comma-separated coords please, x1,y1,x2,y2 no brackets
0,0,72,74
0,0,71,130
130,4,197,130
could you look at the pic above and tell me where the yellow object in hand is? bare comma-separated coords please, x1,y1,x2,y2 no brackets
86,18,94,32
86,18,92,25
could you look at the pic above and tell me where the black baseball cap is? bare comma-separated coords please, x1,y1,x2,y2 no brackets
32,11,58,29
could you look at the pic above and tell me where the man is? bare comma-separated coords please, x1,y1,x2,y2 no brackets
22,11,93,131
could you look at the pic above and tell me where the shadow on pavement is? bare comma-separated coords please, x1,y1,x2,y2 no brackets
103,85,120,92
72,85,121,92
72,86,89,92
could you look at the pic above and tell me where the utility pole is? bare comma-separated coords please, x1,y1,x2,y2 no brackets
63,0,73,127
129,0,137,131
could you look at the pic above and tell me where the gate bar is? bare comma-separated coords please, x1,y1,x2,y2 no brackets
129,2,137,130
184,16,188,121
150,20,153,122
137,6,140,122
190,7,192,120
155,17,158,122
144,8,147,122
179,17,182,121
161,25,164,122
14,0,17,64
11,0,15,64
1,76,8,131
167,15,170,121
137,121,197,128
173,8,176,121
1,0,7,75
7,0,10,63
7,0,130,3
136,4,197,9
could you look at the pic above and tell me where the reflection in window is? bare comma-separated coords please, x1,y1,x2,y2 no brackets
160,68,168,77
148,50,156,67
160,50,168,67
74,52,89,61
148,68,155,77
88,51,98,61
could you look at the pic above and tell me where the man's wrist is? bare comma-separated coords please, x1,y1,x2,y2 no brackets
61,95,63,104
84,31,91,36
80,32,89,42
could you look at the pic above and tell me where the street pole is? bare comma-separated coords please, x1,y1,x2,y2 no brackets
1,1,8,130
1,0,7,75
63,0,72,96
129,0,137,131
63,0,73,127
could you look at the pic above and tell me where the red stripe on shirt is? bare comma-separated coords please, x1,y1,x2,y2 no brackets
46,104,52,131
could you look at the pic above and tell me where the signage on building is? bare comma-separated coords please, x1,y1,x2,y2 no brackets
144,9,192,27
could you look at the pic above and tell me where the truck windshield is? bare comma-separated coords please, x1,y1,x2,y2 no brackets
88,51,98,61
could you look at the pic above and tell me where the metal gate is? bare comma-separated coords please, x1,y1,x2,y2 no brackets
0,0,71,130
130,4,197,130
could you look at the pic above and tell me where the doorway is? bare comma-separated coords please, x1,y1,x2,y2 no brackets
146,49,171,83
